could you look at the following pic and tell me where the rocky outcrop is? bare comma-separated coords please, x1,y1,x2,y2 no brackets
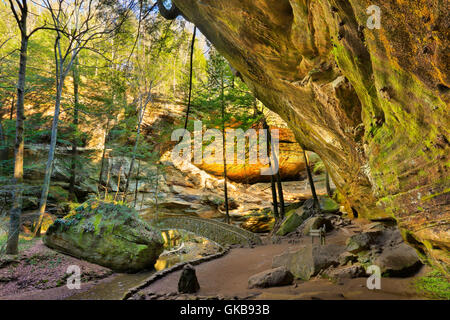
345,228,423,276
44,200,164,272
326,264,367,281
171,0,450,272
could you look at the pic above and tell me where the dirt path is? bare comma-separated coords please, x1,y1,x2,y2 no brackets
137,228,427,300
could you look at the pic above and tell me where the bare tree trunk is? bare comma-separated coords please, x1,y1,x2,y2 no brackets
275,171,285,218
183,26,196,130
133,160,141,207
263,120,279,219
6,27,28,254
302,148,320,213
265,120,285,218
325,171,332,198
122,91,151,201
98,117,110,186
9,95,15,120
0,121,8,165
104,159,110,200
114,165,122,202
35,79,63,237
221,71,230,224
68,56,79,201
154,166,160,220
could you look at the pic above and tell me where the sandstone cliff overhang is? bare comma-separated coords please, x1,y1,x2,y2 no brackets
169,0,450,273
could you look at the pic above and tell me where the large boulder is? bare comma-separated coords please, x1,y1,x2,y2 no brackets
326,264,367,281
44,200,164,273
272,244,346,280
373,243,422,277
248,266,294,289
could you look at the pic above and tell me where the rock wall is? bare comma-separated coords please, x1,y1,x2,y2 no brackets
172,0,449,271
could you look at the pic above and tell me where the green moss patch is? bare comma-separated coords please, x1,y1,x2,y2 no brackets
414,270,450,300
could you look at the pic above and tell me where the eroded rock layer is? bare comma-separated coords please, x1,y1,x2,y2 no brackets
172,0,450,271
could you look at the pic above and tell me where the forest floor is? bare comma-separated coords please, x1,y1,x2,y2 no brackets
0,240,114,300
0,219,432,300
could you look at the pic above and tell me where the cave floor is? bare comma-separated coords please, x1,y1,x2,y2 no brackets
136,223,430,300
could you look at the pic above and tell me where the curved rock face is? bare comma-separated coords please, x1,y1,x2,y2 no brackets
172,0,449,271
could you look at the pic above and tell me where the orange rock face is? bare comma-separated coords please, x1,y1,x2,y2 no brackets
195,128,306,183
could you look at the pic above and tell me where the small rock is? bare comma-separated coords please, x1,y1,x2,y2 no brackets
327,265,366,280
178,264,200,293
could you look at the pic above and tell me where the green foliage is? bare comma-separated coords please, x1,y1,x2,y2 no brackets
313,160,325,174
414,269,450,300
191,47,258,132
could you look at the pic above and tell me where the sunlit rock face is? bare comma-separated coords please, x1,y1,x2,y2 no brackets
173,0,450,271
196,127,308,183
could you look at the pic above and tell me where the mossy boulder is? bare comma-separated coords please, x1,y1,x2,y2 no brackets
276,208,311,236
319,197,340,214
43,200,164,273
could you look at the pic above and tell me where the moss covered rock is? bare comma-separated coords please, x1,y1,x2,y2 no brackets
276,208,310,236
319,197,340,214
44,200,164,272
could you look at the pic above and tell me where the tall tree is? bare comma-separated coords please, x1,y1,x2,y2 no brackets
220,67,230,224
6,0,58,253
68,54,80,201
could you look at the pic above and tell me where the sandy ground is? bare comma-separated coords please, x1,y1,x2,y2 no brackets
137,227,428,300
